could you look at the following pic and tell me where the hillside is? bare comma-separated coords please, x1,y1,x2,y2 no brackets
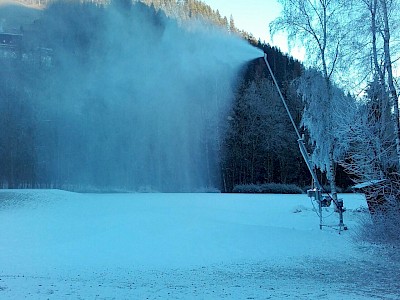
0,0,40,33
0,0,263,191
3,0,257,42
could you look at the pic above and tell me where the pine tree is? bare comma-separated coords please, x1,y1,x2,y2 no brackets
229,14,236,33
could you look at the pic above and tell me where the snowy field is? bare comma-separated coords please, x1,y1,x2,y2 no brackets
0,190,399,299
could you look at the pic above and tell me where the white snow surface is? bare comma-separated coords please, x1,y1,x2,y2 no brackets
0,190,399,299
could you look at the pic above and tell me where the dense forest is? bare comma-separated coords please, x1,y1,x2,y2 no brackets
1,0,353,192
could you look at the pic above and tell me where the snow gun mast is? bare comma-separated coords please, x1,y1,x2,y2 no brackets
262,53,346,232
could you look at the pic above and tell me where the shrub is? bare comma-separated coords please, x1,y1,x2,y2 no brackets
232,183,304,194
353,173,400,246
354,204,400,247
232,184,262,193
194,187,221,193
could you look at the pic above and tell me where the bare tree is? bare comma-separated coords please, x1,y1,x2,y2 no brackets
343,0,400,175
380,0,400,167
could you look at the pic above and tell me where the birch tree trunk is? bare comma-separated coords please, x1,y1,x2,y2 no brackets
381,0,400,169
370,0,390,141
329,145,337,200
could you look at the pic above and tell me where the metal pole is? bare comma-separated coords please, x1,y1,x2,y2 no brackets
263,54,301,140
263,53,322,190
317,189,323,230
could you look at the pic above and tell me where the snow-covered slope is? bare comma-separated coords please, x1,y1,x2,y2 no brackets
0,190,398,299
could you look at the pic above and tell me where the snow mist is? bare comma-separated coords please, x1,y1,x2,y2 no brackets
35,3,261,192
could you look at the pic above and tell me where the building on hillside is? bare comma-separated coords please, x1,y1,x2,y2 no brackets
0,32,22,48
0,32,22,59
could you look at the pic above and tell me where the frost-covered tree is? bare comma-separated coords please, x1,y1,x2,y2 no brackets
334,76,397,181
349,0,400,169
380,0,400,167
296,69,352,187
271,0,350,200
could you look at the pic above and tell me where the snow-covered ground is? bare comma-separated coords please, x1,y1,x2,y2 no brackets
0,190,399,299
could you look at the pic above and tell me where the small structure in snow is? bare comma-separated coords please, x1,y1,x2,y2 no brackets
0,33,22,49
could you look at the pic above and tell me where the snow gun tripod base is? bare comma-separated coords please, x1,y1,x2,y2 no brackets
307,189,347,232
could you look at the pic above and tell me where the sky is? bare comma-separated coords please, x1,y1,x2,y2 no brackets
203,0,280,43
202,0,305,61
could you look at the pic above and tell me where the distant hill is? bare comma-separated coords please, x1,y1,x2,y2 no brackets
7,0,258,43
0,0,41,33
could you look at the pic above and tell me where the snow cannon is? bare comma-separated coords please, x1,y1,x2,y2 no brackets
262,53,347,232
307,189,332,208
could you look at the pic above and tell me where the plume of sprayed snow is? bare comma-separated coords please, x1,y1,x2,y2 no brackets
35,2,262,192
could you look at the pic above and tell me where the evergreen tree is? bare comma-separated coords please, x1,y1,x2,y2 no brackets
229,14,236,33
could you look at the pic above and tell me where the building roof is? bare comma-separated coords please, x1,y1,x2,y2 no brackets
352,179,386,190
